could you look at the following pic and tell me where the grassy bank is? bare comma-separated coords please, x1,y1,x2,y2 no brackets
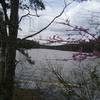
13,88,43,100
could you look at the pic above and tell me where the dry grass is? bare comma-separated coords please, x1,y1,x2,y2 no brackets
13,88,43,100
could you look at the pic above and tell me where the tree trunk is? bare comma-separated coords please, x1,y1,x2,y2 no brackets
0,0,19,100
4,45,16,100
4,0,19,99
0,11,7,100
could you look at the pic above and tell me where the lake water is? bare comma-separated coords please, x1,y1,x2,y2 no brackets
15,49,100,100
15,49,99,88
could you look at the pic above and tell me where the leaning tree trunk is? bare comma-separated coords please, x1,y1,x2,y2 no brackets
0,0,19,100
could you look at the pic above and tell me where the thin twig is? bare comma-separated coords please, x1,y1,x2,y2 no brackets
19,9,40,23
57,21,97,40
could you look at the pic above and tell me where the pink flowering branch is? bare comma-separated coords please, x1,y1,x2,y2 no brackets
57,21,97,40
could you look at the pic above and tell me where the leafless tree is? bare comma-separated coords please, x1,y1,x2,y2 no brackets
50,59,100,100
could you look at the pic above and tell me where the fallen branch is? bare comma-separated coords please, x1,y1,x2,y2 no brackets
18,48,35,64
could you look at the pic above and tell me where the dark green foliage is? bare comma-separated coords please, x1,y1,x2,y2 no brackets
16,38,40,49
0,37,40,49
29,0,45,10
40,38,100,52
1,0,45,11
40,42,96,52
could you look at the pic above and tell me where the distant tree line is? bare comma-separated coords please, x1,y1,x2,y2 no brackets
41,37,100,52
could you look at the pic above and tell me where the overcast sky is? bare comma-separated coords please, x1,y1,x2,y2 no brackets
18,0,76,38
18,0,100,43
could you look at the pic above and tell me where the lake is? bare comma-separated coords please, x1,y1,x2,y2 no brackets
15,49,100,100
15,49,99,88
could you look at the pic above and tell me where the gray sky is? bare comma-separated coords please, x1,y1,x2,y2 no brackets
18,0,74,38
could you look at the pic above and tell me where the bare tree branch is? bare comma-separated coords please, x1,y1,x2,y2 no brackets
22,1,73,40
19,9,40,23
18,49,35,64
